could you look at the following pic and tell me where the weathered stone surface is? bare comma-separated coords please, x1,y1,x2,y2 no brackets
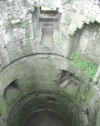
0,0,100,126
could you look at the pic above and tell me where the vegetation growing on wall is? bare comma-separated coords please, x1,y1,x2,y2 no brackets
72,52,98,79
6,21,25,30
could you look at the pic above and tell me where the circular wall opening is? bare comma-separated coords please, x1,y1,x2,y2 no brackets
24,110,66,126
7,90,80,126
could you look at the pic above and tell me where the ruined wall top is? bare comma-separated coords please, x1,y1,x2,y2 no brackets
1,0,100,51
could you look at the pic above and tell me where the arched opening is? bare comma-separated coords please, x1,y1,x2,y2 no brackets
7,90,80,126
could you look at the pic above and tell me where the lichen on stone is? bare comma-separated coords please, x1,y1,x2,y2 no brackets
67,0,100,35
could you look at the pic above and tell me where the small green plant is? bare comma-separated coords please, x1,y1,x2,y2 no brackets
15,22,25,28
68,0,73,3
6,22,25,30
72,52,98,79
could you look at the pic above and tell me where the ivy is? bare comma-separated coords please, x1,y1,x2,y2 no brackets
72,52,98,79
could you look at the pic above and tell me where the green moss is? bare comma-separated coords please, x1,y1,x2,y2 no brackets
68,0,73,3
0,97,8,118
15,22,25,28
72,52,98,79
6,21,25,30
85,90,94,105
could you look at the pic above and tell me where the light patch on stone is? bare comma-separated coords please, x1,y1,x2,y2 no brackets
67,0,100,35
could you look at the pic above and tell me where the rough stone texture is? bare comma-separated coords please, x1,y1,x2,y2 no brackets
0,0,100,126
72,23,100,63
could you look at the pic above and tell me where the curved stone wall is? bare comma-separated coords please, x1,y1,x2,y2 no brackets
0,0,100,126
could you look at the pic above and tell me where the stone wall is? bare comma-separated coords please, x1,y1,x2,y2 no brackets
0,0,100,126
